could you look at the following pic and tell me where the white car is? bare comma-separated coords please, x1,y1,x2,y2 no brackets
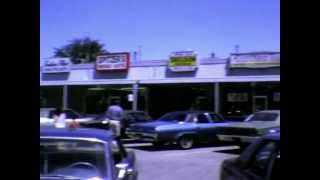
40,108,93,127
216,110,280,144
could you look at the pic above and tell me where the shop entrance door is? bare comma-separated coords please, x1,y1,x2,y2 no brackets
253,96,268,112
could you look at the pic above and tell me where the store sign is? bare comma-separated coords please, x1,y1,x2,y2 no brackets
227,93,249,102
42,58,71,73
229,53,280,68
96,52,130,71
168,51,197,72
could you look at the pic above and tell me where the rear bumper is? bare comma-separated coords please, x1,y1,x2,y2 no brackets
217,134,258,143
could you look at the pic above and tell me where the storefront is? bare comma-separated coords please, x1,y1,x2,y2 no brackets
40,51,280,120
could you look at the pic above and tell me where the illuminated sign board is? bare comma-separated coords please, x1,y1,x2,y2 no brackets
42,58,71,73
229,53,280,69
96,52,130,71
168,51,197,72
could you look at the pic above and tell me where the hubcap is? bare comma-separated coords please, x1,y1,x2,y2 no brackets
180,137,193,149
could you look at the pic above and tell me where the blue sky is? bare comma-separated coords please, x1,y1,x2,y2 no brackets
40,0,279,60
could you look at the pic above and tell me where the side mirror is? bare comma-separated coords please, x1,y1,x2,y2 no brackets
115,163,133,180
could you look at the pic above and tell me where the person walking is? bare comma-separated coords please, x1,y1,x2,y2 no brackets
53,107,67,128
106,99,124,137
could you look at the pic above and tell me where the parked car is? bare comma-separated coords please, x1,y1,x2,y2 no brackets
220,132,280,180
80,110,152,137
126,111,230,149
266,127,280,135
216,110,280,147
40,127,138,180
40,108,93,127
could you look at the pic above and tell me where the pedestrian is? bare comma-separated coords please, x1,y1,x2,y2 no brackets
69,118,80,128
106,99,124,136
106,99,124,121
53,107,67,128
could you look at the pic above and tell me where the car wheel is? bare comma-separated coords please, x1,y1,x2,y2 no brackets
178,136,195,149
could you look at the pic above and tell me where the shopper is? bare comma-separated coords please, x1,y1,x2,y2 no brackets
106,99,124,121
53,107,67,128
106,99,124,137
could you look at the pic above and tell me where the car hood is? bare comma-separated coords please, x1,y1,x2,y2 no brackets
217,121,280,130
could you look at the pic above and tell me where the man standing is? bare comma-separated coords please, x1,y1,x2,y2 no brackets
106,99,124,137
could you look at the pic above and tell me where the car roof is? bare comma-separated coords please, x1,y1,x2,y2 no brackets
167,111,217,114
262,132,280,141
256,110,280,114
124,110,145,113
40,128,114,142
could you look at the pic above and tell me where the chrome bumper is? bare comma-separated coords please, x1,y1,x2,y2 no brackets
217,134,258,143
126,131,158,142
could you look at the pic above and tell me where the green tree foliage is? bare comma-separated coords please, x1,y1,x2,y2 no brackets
54,37,107,64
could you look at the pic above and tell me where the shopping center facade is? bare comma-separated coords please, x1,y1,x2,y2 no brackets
40,51,280,120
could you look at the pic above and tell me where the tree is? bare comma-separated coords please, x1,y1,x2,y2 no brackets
54,37,107,64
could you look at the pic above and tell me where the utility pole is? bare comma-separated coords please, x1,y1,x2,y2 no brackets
138,45,142,61
234,45,240,53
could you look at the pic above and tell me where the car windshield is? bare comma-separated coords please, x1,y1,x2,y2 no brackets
40,138,108,178
40,111,48,117
247,112,279,122
127,112,151,122
158,112,188,122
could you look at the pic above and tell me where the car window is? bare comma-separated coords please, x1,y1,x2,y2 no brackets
40,138,107,177
127,112,151,122
48,110,55,118
94,114,108,121
197,114,210,123
208,113,224,123
247,113,278,122
158,113,187,122
40,110,50,118
249,141,279,178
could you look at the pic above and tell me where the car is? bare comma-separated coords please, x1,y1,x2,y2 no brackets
80,111,152,137
40,127,138,180
40,108,93,127
220,132,280,180
216,110,280,147
266,127,280,135
126,111,231,149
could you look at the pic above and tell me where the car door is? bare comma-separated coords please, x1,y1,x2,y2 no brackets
242,140,280,180
196,113,219,142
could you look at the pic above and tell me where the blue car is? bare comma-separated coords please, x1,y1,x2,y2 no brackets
126,111,231,149
40,128,138,180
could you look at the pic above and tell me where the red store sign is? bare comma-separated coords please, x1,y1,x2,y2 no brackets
96,52,130,72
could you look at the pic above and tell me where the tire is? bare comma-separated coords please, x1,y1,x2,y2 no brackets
178,136,195,149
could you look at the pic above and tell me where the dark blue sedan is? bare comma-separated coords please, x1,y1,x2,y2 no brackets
40,128,138,180
126,111,231,149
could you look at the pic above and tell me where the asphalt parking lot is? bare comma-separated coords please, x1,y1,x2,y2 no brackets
123,140,241,180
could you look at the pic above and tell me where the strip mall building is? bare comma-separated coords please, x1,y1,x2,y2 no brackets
40,51,280,120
